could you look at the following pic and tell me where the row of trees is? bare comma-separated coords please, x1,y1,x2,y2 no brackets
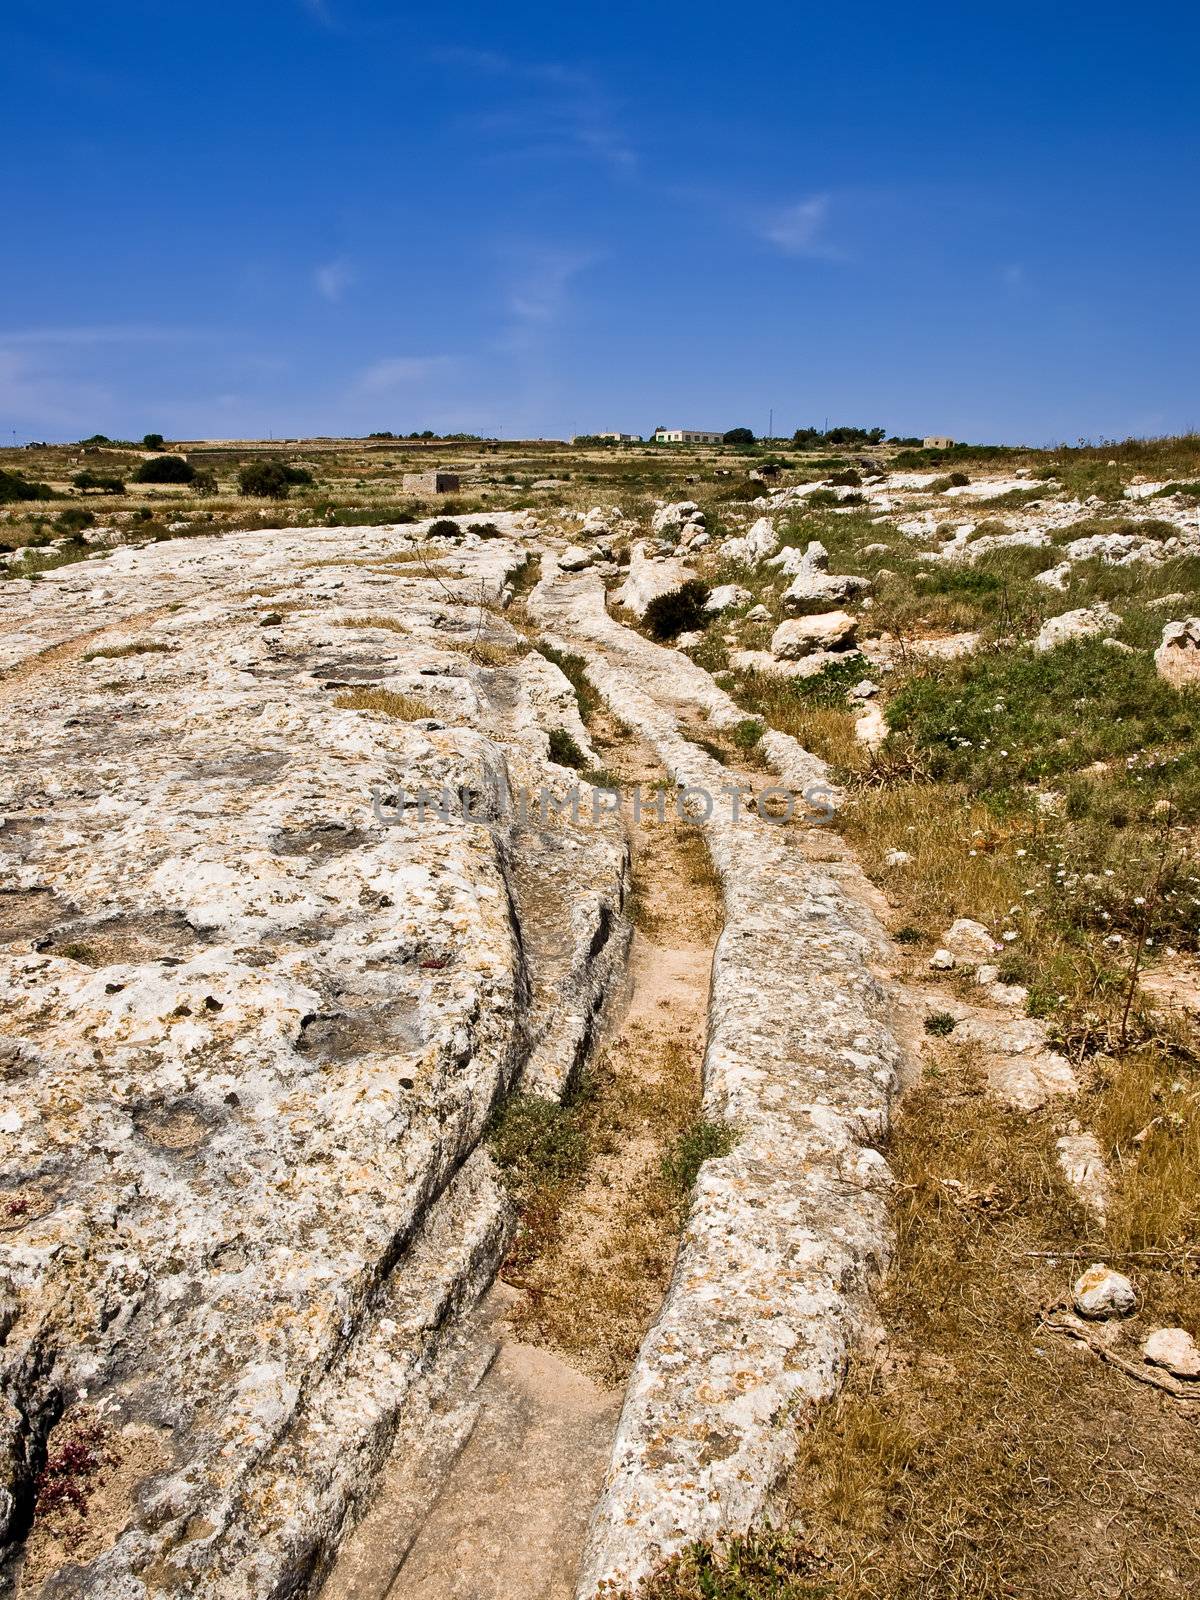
75,455,315,499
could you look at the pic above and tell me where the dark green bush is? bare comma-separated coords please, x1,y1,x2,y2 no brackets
142,432,164,450
660,1118,738,1201
487,1092,591,1198
723,427,755,445
547,727,588,769
0,468,54,503
236,460,312,498
427,517,463,538
133,455,195,484
72,471,124,493
642,580,712,640
627,1527,824,1600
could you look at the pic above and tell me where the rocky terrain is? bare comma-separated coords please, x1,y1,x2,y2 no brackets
3,438,1199,1599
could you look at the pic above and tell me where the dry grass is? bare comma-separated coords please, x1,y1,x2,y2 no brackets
492,728,723,1386
338,614,409,634
332,687,434,720
842,783,1031,935
1090,1045,1200,1257
439,635,521,665
502,1031,707,1386
773,1045,1200,1600
81,640,172,662
675,824,724,919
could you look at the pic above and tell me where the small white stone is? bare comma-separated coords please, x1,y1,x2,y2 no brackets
942,917,1000,963
884,848,911,867
1143,1327,1200,1379
929,948,956,971
1073,1263,1136,1319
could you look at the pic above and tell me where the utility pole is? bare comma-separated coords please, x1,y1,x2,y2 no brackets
768,407,773,442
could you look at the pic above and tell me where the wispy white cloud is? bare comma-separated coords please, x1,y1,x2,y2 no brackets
433,48,636,173
760,195,843,259
1001,262,1027,290
0,324,200,346
352,355,455,394
314,258,354,302
507,249,595,326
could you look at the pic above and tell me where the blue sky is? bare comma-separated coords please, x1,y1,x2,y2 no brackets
3,1,1198,445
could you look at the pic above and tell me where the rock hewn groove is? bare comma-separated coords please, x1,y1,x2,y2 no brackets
529,559,902,1597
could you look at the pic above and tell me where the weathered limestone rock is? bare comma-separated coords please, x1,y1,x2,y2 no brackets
1143,1327,1200,1379
613,543,696,618
1073,1264,1137,1319
719,517,778,565
1062,532,1162,567
942,917,1000,964
558,544,593,571
1034,561,1073,590
1035,603,1121,652
1154,617,1200,689
854,703,887,750
1055,1130,1110,1222
771,612,857,659
773,541,871,607
0,525,629,1596
650,501,703,536
704,584,751,614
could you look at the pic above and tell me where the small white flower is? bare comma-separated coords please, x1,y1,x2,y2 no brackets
1002,930,1018,942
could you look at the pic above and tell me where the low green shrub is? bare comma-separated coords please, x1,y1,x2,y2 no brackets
643,580,712,640
236,460,313,497
133,455,196,484
72,471,125,494
0,468,54,503
547,727,588,769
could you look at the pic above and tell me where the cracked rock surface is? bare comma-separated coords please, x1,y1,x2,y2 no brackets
0,520,628,1597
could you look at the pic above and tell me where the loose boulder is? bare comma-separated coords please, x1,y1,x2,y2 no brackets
1073,1263,1137,1319
1143,1327,1200,1379
721,516,778,564
942,917,1000,964
771,611,857,659
705,583,752,614
1035,603,1121,653
1154,617,1200,689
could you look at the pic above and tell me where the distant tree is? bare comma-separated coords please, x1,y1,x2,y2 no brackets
191,467,218,494
73,470,125,494
142,433,165,450
791,424,887,448
79,434,112,446
0,467,55,503
237,460,314,498
723,427,755,445
133,455,196,484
